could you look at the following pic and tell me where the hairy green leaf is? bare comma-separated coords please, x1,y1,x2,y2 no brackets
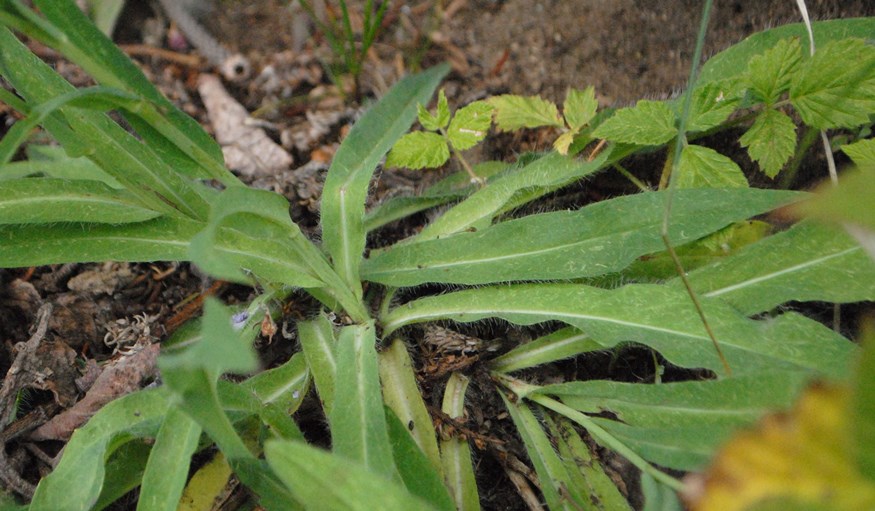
320,64,447,299
386,131,450,169
265,440,438,511
0,178,160,224
379,338,442,474
363,189,798,286
740,108,797,178
501,395,584,510
383,283,855,378
138,408,201,511
242,352,309,414
29,389,171,511
330,322,399,481
790,38,875,129
746,37,802,105
490,327,601,373
440,373,480,511
686,221,875,315
676,145,748,188
447,101,494,150
298,314,338,413
384,409,455,511
416,150,610,240
537,371,810,470
592,100,677,145
488,94,563,130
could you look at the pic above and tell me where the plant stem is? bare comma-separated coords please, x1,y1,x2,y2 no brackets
613,162,650,192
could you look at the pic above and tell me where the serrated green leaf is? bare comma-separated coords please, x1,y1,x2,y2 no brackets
29,389,171,511
790,38,875,129
447,100,494,150
592,100,677,145
488,94,563,130
418,89,450,131
740,109,797,178
676,144,748,188
330,322,399,481
686,221,875,315
687,81,741,132
698,19,875,85
841,138,875,166
0,178,161,224
386,131,450,170
563,86,598,130
440,373,480,511
363,189,798,286
490,327,601,374
265,440,438,511
746,37,802,105
383,283,855,378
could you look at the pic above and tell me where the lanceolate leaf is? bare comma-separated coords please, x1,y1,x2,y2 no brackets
362,189,798,286
298,314,338,413
29,389,172,511
685,221,875,315
330,322,399,482
383,283,855,378
0,178,161,224
500,395,584,511
490,327,601,374
0,217,197,267
535,369,817,472
740,108,797,178
265,440,438,511
138,408,201,511
439,373,480,511
417,150,610,240
320,64,448,299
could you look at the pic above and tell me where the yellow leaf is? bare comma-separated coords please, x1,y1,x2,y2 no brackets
684,382,875,511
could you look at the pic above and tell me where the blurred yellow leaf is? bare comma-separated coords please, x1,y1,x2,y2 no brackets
684,382,875,511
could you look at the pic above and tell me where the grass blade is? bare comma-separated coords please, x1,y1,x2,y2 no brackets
320,64,448,299
363,189,800,286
